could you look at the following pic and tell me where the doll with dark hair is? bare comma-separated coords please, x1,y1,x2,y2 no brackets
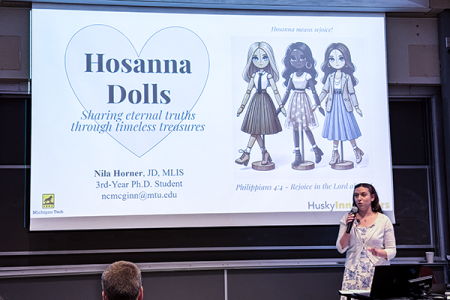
279,42,325,168
319,43,364,166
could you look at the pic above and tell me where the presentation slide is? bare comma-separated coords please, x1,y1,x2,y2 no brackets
30,5,394,230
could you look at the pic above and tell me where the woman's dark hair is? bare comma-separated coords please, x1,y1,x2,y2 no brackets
281,42,317,87
352,183,383,213
321,42,358,86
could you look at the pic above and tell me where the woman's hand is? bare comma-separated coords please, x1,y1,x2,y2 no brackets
367,247,387,259
339,213,355,249
346,213,356,227
355,106,363,117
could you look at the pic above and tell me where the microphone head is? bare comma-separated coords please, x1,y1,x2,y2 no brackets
350,206,358,213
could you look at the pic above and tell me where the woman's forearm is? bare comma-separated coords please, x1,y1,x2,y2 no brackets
339,233,350,250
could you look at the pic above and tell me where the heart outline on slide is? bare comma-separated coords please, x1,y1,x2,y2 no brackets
65,24,210,157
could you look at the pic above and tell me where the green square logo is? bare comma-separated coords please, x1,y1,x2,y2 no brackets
42,194,55,209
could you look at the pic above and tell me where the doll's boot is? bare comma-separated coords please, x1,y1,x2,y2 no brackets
354,147,364,164
235,150,250,166
329,150,339,165
313,147,324,163
292,150,302,166
261,150,272,165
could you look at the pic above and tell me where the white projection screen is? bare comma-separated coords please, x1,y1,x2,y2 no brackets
30,4,395,230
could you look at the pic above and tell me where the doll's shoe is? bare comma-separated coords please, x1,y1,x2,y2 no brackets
354,147,364,164
292,150,302,166
313,147,324,163
261,150,272,165
329,150,339,165
235,150,250,166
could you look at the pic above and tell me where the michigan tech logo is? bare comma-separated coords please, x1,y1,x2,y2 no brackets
42,194,55,209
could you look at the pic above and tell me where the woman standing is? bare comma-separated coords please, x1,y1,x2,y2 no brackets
337,183,396,298
235,41,286,167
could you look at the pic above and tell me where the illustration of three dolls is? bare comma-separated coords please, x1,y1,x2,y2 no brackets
235,41,363,171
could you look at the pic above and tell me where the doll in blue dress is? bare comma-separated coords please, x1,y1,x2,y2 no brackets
318,43,364,165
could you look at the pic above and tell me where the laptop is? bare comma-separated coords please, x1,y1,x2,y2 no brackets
350,265,423,299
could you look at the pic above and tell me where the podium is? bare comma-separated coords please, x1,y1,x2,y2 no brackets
339,290,409,299
338,265,438,300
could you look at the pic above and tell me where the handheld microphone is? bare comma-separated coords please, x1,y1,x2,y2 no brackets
346,206,359,234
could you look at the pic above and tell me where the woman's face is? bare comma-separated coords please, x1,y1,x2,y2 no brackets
290,48,307,69
353,187,375,212
328,49,345,70
252,48,269,69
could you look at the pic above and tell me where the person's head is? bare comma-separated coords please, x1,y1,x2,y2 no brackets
242,41,279,83
101,261,143,300
321,42,358,86
281,42,318,87
352,183,383,213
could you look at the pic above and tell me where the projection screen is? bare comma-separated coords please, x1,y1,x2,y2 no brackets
30,4,394,230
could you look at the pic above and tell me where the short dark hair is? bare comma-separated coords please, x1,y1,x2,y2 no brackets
352,183,383,213
101,261,142,300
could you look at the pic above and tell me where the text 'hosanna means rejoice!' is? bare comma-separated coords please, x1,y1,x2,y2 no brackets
70,53,206,134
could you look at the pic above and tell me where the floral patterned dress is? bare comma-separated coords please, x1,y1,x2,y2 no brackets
340,226,375,300
284,72,318,130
